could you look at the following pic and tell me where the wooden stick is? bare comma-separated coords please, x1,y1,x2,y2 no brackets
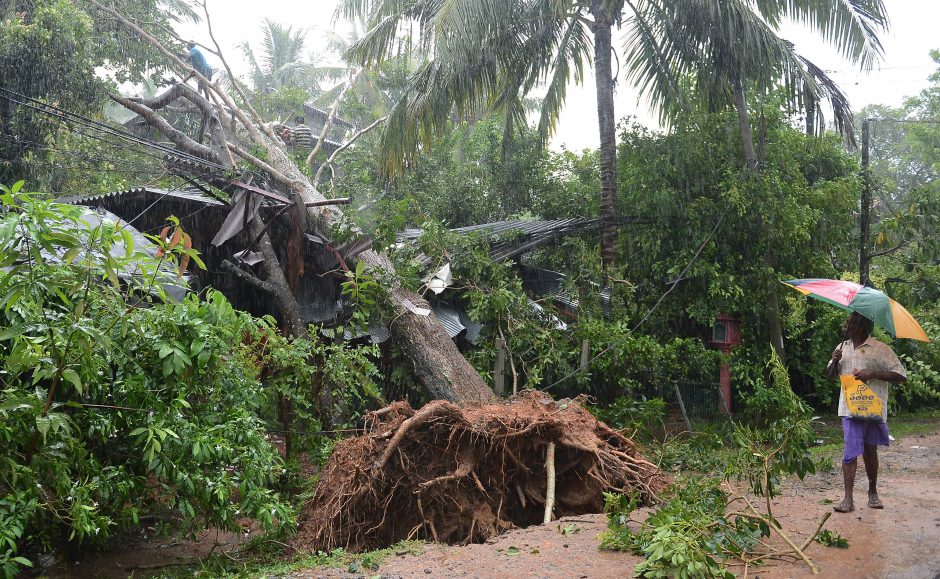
544,442,556,524
801,511,832,551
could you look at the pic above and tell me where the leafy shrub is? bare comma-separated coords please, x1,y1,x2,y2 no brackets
0,184,294,573
603,349,826,577
593,396,666,439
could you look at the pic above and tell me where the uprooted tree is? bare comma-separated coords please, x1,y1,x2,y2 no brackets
68,3,671,551
91,0,494,406
292,392,670,551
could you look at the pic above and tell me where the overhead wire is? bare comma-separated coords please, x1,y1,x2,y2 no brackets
543,204,731,392
0,86,228,170
0,85,218,166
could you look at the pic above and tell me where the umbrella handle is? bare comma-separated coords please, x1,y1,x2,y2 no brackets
828,341,845,377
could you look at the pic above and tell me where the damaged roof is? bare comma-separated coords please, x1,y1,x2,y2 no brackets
57,186,224,207
399,217,599,263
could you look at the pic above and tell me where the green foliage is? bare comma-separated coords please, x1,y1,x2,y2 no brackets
340,259,386,334
335,118,592,232
601,478,757,578
0,184,293,573
576,319,720,402
0,0,197,184
617,113,857,340
729,350,818,500
605,349,824,577
651,429,729,473
594,397,666,438
816,529,849,548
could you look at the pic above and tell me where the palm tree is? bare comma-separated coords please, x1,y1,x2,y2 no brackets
239,18,342,95
339,0,887,271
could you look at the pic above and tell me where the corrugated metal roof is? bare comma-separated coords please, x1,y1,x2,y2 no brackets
433,302,466,339
344,319,391,344
57,187,224,207
518,264,611,315
458,309,483,344
302,102,355,131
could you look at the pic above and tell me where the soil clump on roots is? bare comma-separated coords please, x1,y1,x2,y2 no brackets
291,391,669,552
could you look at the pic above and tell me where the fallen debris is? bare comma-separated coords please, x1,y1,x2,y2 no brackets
291,391,669,552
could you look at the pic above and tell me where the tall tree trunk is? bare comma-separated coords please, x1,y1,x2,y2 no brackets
733,79,786,364
591,2,619,269
859,119,871,285
733,80,758,172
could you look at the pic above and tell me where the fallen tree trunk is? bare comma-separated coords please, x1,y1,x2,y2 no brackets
95,1,495,405
239,135,496,404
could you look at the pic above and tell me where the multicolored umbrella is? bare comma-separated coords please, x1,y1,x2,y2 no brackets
782,278,930,342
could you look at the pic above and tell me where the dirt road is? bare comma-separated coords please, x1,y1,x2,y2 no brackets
291,429,940,579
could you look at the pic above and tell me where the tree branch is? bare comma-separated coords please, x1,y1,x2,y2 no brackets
314,115,388,186
201,0,275,141
306,68,362,167
227,143,305,192
108,92,223,164
869,237,915,258
86,0,267,146
220,260,276,293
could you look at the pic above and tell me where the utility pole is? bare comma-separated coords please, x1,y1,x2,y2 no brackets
860,118,871,286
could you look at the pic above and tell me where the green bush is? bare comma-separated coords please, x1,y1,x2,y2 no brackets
593,396,666,439
0,184,294,574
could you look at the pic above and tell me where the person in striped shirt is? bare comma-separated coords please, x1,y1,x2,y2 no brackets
292,115,314,151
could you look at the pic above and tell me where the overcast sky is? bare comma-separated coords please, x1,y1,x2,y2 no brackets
185,0,940,151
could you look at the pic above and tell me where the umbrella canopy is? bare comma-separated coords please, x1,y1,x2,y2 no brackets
782,278,929,342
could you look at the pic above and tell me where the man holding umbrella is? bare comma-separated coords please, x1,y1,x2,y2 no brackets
827,312,906,513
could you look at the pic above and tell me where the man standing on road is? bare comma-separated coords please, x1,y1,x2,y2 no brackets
827,312,906,513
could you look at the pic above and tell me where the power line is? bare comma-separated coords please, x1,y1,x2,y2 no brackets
544,204,730,392
872,119,940,125
0,87,228,171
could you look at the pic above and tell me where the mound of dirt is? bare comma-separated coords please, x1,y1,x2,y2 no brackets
291,392,669,553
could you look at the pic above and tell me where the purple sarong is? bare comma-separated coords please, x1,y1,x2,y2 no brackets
842,417,890,464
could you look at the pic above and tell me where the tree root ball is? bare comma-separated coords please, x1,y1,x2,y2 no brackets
291,391,670,552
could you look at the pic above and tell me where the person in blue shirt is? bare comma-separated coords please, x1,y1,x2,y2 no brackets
184,42,214,98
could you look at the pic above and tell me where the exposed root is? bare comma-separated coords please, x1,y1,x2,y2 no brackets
291,391,669,552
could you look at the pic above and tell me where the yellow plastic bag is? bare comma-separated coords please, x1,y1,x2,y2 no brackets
841,375,884,421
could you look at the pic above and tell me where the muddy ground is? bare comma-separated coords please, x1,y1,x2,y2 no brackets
289,428,940,579
42,427,940,578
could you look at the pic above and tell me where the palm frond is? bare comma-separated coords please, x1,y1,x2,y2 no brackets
760,0,888,70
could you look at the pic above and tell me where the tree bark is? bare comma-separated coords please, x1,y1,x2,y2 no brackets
733,80,758,172
388,287,496,404
733,78,786,364
591,2,619,269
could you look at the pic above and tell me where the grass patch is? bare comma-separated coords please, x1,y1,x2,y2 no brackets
153,539,425,578
888,408,940,438
809,409,940,459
